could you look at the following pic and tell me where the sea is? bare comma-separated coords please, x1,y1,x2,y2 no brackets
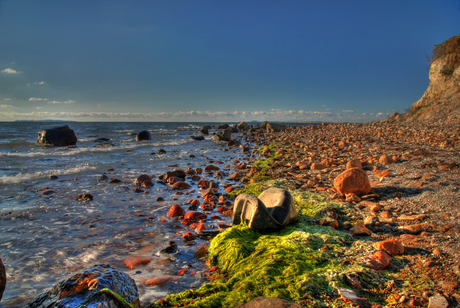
0,121,255,307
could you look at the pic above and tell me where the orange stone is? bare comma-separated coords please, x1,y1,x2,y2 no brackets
184,211,207,221
333,168,371,196
346,159,363,170
204,165,219,171
166,204,185,218
366,251,391,270
379,154,395,165
144,276,172,287
311,163,327,170
224,186,234,193
123,257,151,269
374,239,404,256
172,182,191,190
182,232,196,241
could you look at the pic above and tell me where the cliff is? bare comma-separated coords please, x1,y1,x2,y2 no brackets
386,34,460,123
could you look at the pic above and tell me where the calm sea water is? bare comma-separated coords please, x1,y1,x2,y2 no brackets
0,121,253,307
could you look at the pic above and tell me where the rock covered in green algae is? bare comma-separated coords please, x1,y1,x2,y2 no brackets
152,224,352,308
26,264,139,308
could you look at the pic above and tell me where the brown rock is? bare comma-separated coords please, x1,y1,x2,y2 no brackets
134,174,151,185
172,182,191,190
345,193,361,203
428,294,449,308
182,232,196,242
334,168,371,196
398,223,425,234
379,154,395,165
184,211,207,221
346,158,363,170
76,193,93,202
194,246,208,259
366,251,391,270
311,163,327,170
123,257,152,269
374,169,391,177
397,214,428,221
144,276,173,287
374,239,404,256
166,204,185,218
204,165,220,171
350,221,372,235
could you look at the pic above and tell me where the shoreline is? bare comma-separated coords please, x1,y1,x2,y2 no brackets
150,119,460,307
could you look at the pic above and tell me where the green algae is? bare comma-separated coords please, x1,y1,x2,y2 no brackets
148,152,396,307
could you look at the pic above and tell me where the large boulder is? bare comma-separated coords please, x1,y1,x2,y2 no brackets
25,264,140,308
266,123,285,132
37,125,77,146
0,257,5,302
212,128,232,143
214,124,229,129
236,121,250,131
233,188,298,233
135,130,151,141
333,167,371,196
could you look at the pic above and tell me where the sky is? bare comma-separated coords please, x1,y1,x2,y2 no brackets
0,1,459,123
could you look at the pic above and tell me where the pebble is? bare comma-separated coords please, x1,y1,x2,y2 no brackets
428,294,449,308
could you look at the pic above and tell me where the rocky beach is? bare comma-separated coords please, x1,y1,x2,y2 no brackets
2,34,460,308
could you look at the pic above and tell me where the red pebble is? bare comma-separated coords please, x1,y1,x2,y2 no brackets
167,204,186,218
184,211,207,221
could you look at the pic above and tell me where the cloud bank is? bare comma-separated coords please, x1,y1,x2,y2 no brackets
0,109,390,123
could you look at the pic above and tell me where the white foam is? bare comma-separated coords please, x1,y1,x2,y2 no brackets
0,165,98,184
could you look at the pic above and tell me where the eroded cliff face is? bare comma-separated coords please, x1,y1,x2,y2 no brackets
409,55,460,122
386,55,460,123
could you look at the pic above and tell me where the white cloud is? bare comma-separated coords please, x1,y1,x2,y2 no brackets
36,107,43,110
29,97,48,101
0,109,391,123
1,68,21,74
0,104,13,108
4,98,12,101
47,100,75,104
342,110,355,113
34,81,46,85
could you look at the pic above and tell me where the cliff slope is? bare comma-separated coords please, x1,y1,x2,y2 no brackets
387,34,460,123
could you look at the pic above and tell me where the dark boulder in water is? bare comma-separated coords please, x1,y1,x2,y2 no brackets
25,264,140,308
37,125,77,146
188,136,205,141
135,130,151,141
212,128,232,143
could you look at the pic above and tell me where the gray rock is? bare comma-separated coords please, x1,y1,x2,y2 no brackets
188,136,205,141
233,297,303,308
26,264,140,308
37,125,78,146
233,188,298,233
135,130,151,141
214,124,229,129
266,123,285,132
198,127,209,135
237,121,250,131
0,257,5,302
212,128,232,143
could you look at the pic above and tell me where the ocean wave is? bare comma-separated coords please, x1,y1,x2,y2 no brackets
0,165,99,184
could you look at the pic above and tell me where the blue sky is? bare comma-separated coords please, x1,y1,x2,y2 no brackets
0,1,459,122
